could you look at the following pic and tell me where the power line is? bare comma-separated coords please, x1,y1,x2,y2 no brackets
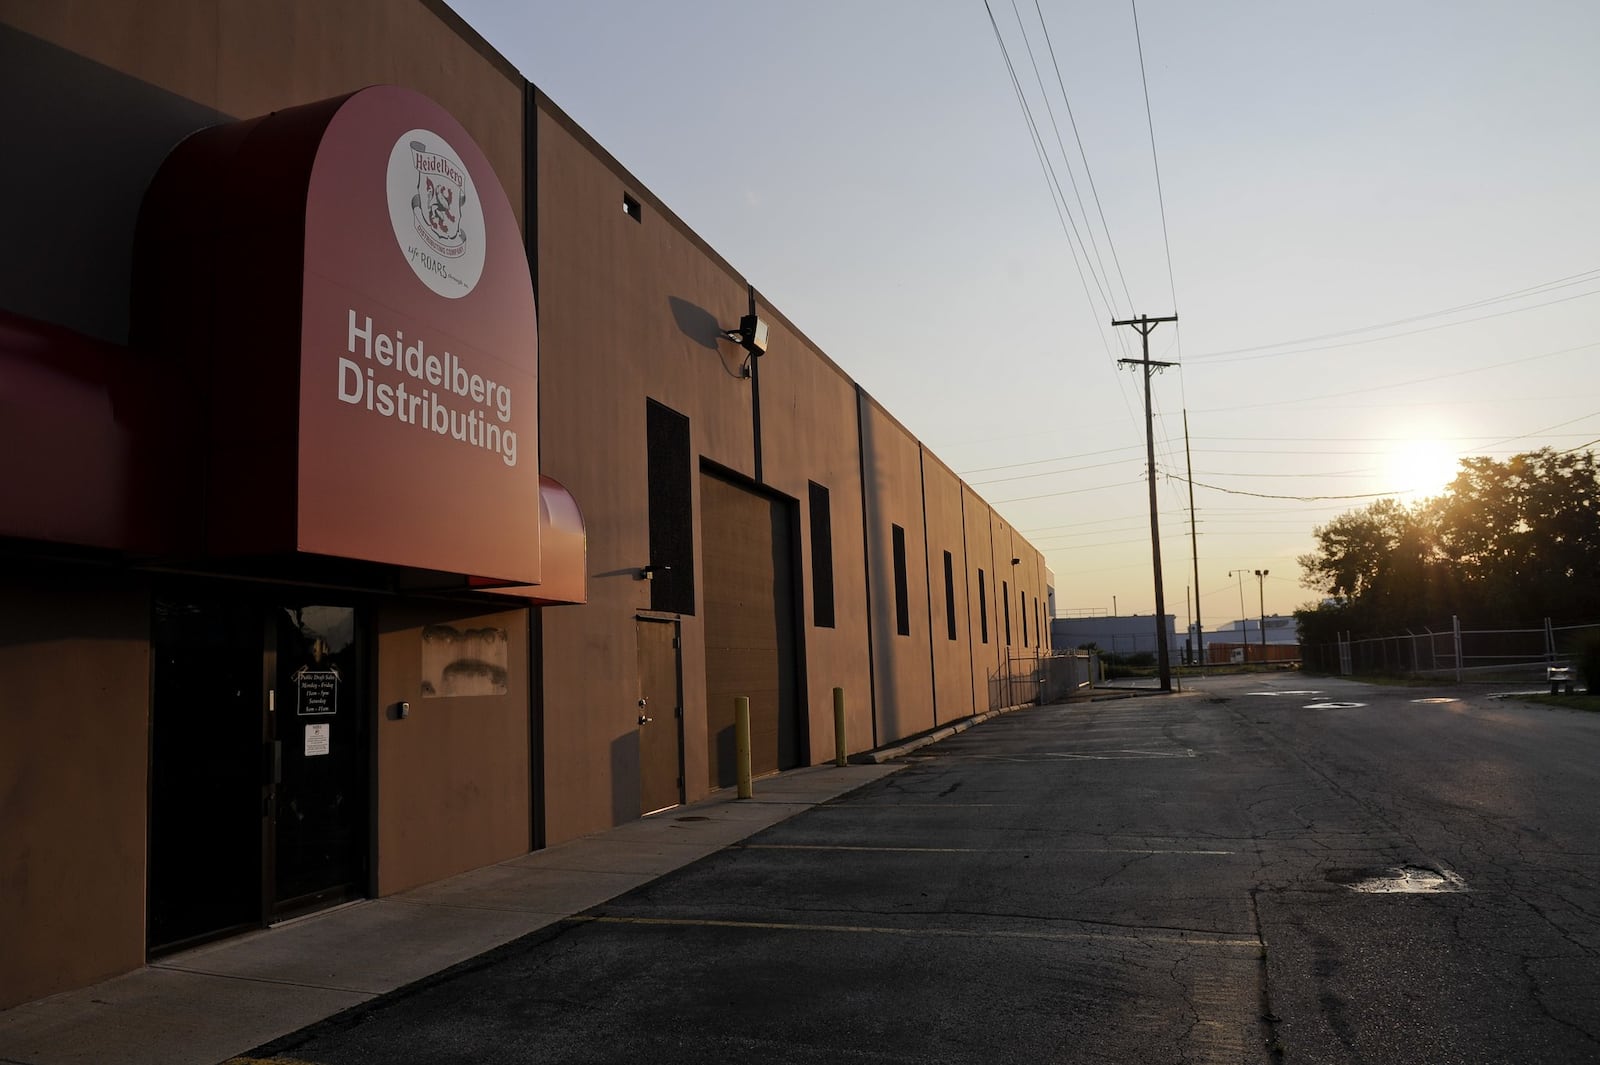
1173,474,1414,502
982,0,1122,356
1130,0,1180,319
967,455,1147,487
959,443,1142,476
1189,266,1600,360
1187,287,1600,366
1030,0,1134,313
1184,340,1599,415
992,476,1146,505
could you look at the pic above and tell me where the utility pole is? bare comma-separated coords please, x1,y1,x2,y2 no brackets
1183,410,1203,667
1115,313,1178,692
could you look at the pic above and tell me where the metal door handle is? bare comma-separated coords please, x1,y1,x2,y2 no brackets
639,713,653,725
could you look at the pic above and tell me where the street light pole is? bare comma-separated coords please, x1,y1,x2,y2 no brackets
1228,570,1247,661
1254,569,1270,661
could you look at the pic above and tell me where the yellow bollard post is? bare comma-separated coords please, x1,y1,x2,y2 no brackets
735,696,753,799
833,687,847,767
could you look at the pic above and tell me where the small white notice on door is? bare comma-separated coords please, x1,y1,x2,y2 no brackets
305,723,331,757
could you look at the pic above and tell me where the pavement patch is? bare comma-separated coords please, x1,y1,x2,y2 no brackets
1327,865,1467,893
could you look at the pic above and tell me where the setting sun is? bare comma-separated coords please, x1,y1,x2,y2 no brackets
1385,439,1460,500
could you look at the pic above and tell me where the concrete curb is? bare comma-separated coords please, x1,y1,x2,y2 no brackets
855,688,1166,764
856,700,1037,764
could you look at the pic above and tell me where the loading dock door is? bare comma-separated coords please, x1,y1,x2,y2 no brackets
700,472,803,787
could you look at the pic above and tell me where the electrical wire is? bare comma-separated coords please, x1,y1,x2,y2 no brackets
1189,266,1600,360
1025,0,1132,316
1184,340,1598,416
1130,0,1180,320
1171,473,1415,502
1188,287,1600,366
983,0,1121,358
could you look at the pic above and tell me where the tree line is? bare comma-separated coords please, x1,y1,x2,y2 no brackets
1296,448,1600,644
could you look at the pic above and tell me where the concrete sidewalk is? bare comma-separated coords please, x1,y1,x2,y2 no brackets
0,763,904,1065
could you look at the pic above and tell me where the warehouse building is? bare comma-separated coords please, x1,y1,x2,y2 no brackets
0,0,1052,1008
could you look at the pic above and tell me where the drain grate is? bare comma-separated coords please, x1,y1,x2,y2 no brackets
1329,865,1467,893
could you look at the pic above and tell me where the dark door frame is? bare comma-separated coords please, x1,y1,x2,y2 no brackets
147,579,374,955
636,614,685,815
698,461,812,775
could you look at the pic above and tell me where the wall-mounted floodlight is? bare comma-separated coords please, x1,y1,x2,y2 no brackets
721,313,769,357
640,564,671,581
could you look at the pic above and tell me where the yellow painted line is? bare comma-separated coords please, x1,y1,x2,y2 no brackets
739,844,1235,855
570,914,1257,949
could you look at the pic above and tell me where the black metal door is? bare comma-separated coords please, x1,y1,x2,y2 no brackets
148,595,269,953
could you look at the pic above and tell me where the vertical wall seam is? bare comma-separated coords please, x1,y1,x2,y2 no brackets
919,447,938,727
958,485,976,717
523,80,545,853
749,286,762,485
855,388,878,750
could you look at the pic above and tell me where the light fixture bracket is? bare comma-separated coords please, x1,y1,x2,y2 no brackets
721,312,769,357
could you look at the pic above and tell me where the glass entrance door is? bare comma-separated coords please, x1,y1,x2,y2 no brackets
149,590,368,952
271,604,366,916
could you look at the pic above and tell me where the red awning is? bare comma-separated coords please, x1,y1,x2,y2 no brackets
473,476,587,605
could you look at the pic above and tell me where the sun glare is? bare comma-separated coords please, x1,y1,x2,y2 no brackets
1385,439,1459,501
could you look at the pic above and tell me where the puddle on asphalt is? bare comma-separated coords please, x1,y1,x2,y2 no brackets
1247,690,1324,697
1329,865,1467,893
1303,701,1366,709
1412,697,1459,704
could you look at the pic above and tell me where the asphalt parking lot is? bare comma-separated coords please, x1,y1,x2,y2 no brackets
243,673,1600,1064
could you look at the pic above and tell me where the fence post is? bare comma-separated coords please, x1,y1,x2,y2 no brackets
734,696,753,799
1452,615,1463,683
833,687,847,767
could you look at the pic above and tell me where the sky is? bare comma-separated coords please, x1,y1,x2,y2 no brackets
448,0,1600,631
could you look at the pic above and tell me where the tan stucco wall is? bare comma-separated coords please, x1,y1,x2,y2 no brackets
753,308,874,757
0,574,149,1009
922,453,977,724
374,603,530,895
962,489,1002,710
0,0,525,228
859,397,936,743
534,102,756,843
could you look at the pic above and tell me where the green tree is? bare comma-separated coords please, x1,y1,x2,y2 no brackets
1298,448,1600,638
1431,448,1600,624
1296,497,1446,637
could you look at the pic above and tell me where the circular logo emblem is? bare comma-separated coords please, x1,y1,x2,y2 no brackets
386,129,486,298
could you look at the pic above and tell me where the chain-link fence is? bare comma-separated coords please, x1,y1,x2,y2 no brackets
1302,618,1600,682
988,650,1102,710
